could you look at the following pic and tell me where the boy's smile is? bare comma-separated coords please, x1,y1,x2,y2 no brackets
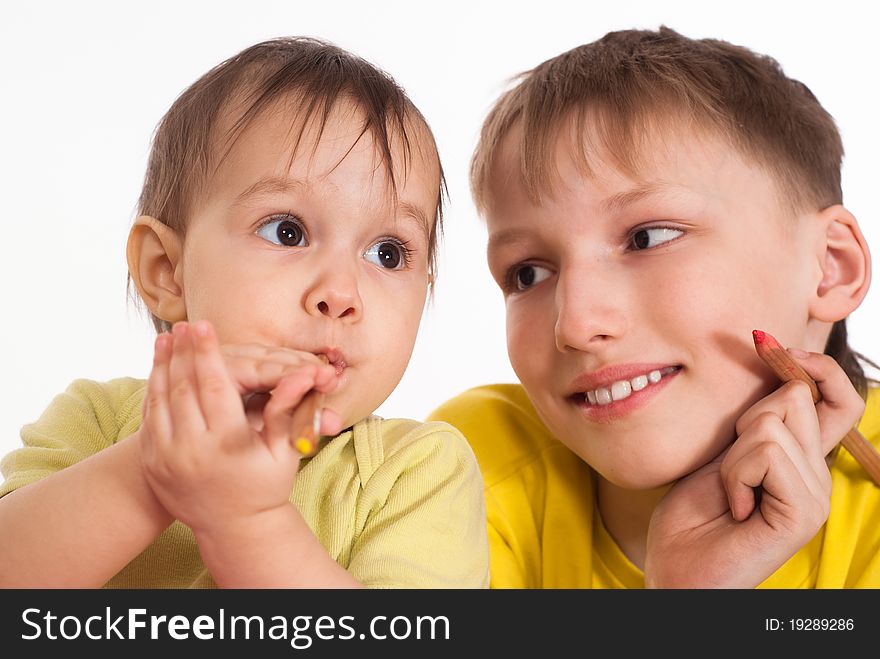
485,119,828,489
173,101,439,430
569,362,683,422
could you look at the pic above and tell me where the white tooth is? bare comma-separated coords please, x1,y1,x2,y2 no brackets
631,374,648,391
648,370,662,384
610,380,632,401
586,390,597,405
596,388,612,405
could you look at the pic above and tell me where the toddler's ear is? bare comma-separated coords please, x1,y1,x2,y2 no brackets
127,216,187,323
808,204,871,323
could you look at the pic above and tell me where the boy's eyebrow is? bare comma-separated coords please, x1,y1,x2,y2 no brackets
487,228,533,253
601,182,677,214
232,176,310,205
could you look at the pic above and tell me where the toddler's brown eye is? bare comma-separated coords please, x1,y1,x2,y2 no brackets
256,216,307,247
365,240,407,269
276,220,303,247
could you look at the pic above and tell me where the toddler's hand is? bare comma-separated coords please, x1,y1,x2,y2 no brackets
218,342,336,430
645,350,864,588
139,320,342,535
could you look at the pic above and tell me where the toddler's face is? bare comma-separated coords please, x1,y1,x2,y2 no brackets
486,123,823,488
177,102,438,429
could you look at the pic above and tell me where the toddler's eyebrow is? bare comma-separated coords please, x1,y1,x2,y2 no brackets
233,176,310,205
397,201,430,240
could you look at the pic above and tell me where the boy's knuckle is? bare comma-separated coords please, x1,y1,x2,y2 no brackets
756,440,783,463
753,411,780,435
786,380,814,404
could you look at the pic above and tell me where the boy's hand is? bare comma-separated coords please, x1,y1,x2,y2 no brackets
645,350,864,588
138,320,342,536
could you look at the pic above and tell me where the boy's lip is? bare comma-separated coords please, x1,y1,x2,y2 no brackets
570,369,680,422
568,362,682,395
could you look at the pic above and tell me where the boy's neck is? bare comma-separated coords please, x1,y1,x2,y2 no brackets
595,477,672,571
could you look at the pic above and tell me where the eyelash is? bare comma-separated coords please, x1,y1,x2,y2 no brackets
625,224,685,252
255,211,305,236
255,212,415,268
372,237,415,268
502,224,685,293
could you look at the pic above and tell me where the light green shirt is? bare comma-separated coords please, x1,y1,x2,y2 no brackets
1,378,489,588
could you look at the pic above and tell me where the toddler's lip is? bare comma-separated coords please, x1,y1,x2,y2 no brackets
315,348,347,375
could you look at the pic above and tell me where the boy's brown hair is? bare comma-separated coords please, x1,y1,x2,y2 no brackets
471,26,875,395
134,37,444,333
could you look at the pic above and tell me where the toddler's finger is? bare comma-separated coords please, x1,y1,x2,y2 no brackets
144,333,174,454
168,322,207,438
786,350,866,455
221,344,332,394
191,320,245,430
262,370,320,455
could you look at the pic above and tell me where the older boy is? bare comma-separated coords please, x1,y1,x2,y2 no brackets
430,27,880,588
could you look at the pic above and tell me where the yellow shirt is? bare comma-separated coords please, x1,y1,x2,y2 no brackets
1,378,490,588
428,384,880,588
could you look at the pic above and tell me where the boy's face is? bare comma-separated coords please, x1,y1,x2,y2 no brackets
177,102,438,429
486,122,824,489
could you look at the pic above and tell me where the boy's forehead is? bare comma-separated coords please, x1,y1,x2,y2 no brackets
486,114,774,212
483,115,795,244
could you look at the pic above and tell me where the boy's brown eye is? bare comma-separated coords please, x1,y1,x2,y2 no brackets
629,226,683,251
512,264,551,291
256,216,307,247
517,267,536,288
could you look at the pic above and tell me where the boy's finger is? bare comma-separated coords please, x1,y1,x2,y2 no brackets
191,320,246,431
168,322,207,438
723,414,829,517
734,380,826,476
722,436,812,523
786,350,866,455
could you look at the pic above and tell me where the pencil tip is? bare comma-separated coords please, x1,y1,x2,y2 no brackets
752,329,765,344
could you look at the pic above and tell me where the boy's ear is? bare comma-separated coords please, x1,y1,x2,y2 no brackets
808,204,872,323
127,215,187,324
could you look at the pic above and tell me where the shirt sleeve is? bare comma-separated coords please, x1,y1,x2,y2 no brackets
0,378,145,498
345,420,490,588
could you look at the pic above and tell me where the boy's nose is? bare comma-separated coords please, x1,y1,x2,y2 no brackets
553,269,627,352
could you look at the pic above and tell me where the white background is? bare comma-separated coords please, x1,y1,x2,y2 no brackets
1,0,878,460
